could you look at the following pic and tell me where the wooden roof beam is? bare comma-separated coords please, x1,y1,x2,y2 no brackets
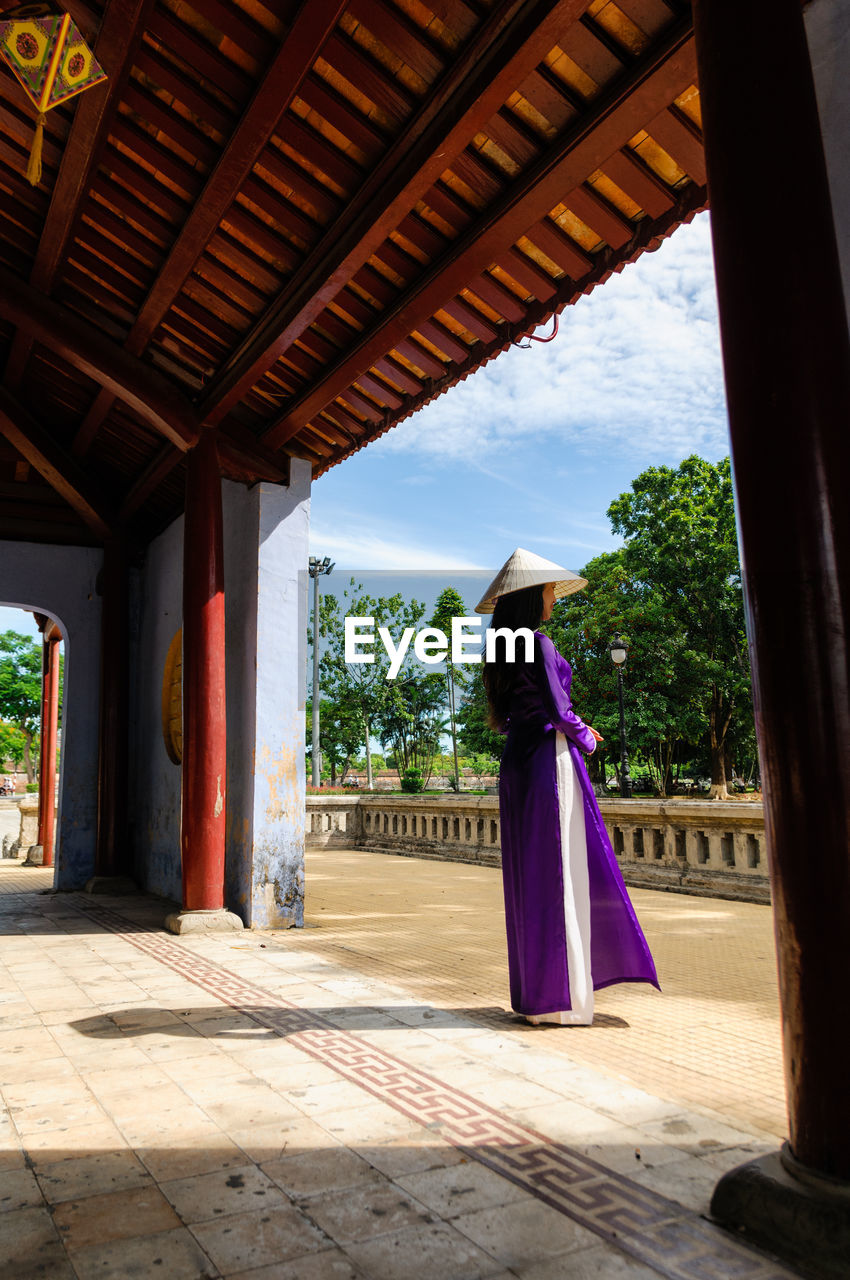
198,0,599,427
124,0,349,360
262,21,698,449
0,388,115,539
0,265,199,450
66,0,347,461
4,0,155,390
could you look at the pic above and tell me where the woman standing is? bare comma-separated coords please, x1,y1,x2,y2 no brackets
478,548,659,1025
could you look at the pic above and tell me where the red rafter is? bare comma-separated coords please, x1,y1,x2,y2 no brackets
4,0,155,390
263,23,698,449
198,0,597,427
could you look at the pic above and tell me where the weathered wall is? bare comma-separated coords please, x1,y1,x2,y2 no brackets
224,462,311,927
0,541,102,887
131,463,310,922
130,514,184,902
806,0,850,318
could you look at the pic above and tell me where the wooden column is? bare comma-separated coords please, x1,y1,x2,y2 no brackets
95,537,129,878
180,427,227,911
694,0,850,1180
39,627,61,868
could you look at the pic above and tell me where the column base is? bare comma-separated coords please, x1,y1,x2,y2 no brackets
710,1143,850,1280
23,844,44,865
84,876,138,895
164,908,244,935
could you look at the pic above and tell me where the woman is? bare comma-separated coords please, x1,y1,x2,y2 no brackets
477,548,659,1025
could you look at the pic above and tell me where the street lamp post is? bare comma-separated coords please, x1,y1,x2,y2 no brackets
308,556,334,787
610,635,633,799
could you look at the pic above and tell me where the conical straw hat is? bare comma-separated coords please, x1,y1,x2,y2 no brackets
474,547,587,614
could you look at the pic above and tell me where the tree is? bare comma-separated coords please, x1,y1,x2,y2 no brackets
315,581,426,790
306,693,363,785
0,722,27,772
548,550,705,795
378,670,446,785
0,631,43,782
428,586,470,790
606,456,751,798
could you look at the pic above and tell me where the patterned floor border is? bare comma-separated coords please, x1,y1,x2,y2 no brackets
30,892,798,1280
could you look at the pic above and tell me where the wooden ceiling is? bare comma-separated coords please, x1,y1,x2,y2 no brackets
0,0,707,546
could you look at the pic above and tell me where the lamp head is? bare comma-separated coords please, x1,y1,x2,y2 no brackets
610,634,628,666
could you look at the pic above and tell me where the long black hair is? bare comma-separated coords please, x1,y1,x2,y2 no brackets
482,584,545,732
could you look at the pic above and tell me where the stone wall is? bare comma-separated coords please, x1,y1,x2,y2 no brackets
306,793,769,904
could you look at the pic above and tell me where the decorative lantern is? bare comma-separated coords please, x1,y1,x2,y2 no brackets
0,3,107,186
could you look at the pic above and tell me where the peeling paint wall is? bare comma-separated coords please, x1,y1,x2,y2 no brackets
806,0,850,321
223,461,311,928
130,515,184,902
0,541,101,887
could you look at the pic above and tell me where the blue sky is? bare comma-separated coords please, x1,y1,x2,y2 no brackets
309,210,729,577
0,211,729,639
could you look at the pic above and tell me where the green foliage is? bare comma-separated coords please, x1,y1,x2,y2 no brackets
550,456,752,796
313,580,431,784
0,722,26,768
428,586,470,784
25,782,38,793
307,692,363,784
0,631,45,783
400,766,424,794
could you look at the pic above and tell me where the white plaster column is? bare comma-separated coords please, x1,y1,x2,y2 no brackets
223,461,311,928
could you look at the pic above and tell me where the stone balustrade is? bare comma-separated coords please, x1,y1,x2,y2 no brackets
306,792,769,903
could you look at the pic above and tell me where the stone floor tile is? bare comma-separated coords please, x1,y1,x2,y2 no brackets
396,1159,531,1219
262,1146,378,1199
515,1243,663,1279
160,1051,249,1086
283,1079,379,1117
226,1245,367,1279
231,1114,344,1164
451,1198,599,1269
52,1183,182,1252
0,1139,27,1171
636,1110,760,1155
35,1149,152,1203
19,1118,128,1159
304,1179,434,1245
198,1086,305,1130
256,1061,344,1094
353,1135,466,1179
11,1095,105,1137
162,1163,288,1224
136,1138,250,1183
190,1203,327,1274
314,1102,428,1147
69,1224,216,1280
345,1221,505,1280
628,1152,724,1212
0,1165,44,1212
0,1204,68,1271
0,1053,78,1086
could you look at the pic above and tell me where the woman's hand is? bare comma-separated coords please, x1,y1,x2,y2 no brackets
588,726,604,742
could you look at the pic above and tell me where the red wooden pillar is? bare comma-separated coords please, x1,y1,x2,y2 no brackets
39,626,61,868
694,0,850,1232
180,427,228,912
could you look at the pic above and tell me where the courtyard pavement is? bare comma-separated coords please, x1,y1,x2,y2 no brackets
0,848,798,1279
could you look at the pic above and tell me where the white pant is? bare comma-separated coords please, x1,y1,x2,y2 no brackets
528,732,594,1026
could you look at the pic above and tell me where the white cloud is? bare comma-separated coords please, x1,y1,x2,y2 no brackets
374,212,729,467
310,513,484,570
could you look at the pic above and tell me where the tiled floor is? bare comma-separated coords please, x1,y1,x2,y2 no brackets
0,851,798,1279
